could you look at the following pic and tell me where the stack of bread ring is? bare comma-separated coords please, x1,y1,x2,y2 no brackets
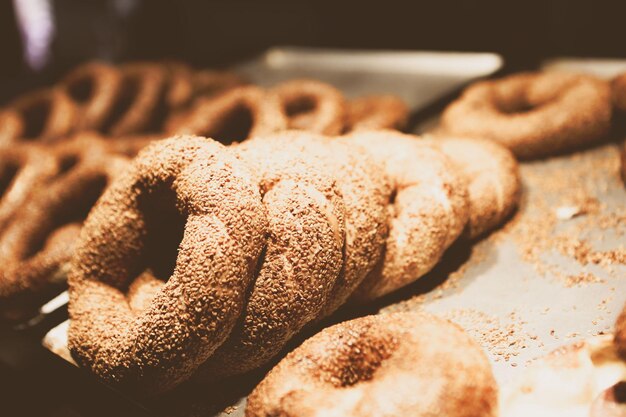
66,124,521,394
4,62,626,415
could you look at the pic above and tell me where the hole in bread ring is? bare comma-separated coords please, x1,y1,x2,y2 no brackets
67,136,267,394
272,79,346,135
166,86,287,144
61,61,123,132
246,313,498,417
4,89,77,143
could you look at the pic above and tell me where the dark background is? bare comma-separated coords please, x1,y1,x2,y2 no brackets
1,0,626,103
0,1,625,415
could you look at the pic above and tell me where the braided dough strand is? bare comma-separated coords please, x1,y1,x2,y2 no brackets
68,136,267,394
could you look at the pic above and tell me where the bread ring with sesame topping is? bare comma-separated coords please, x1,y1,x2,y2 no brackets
345,130,469,302
345,95,409,132
67,136,267,394
0,88,77,144
0,138,127,319
194,133,347,380
271,79,347,135
251,131,391,317
166,86,287,144
441,72,613,159
246,312,498,417
429,136,521,239
60,61,123,132
0,145,58,235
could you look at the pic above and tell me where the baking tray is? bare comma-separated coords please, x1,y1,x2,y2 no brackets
34,53,626,416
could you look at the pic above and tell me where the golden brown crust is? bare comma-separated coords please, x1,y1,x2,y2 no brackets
166,86,288,143
441,72,613,159
67,136,268,394
429,135,521,239
345,130,469,301
246,312,498,417
0,138,126,319
272,79,347,135
345,95,409,132
194,133,347,380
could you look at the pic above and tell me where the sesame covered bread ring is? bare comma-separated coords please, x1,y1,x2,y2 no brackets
68,136,267,394
244,131,391,317
271,79,347,135
345,95,409,132
0,88,77,144
429,136,521,239
60,61,123,132
0,139,127,319
99,63,167,136
166,86,287,144
246,312,498,417
441,72,613,159
612,72,626,113
345,130,469,302
194,134,346,380
0,145,58,234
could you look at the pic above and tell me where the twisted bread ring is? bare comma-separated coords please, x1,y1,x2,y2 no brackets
271,79,346,135
195,133,347,379
429,136,521,239
68,136,267,394
0,88,77,144
441,72,613,159
246,312,498,417
612,72,626,113
0,139,126,319
254,132,391,317
100,63,167,136
0,145,58,234
60,61,123,132
345,95,409,132
166,86,287,143
345,130,469,302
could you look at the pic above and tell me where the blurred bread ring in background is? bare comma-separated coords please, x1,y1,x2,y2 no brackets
441,72,612,159
345,95,409,132
166,86,287,143
272,79,346,135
